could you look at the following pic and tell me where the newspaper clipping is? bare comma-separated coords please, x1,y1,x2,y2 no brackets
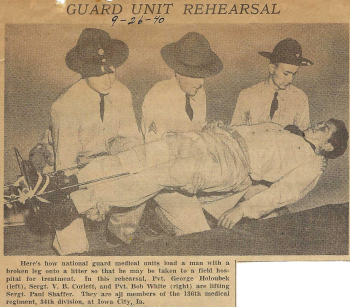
1,0,349,306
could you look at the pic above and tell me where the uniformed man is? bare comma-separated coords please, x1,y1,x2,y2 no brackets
141,32,223,235
29,28,143,253
53,28,141,169
15,118,348,255
232,38,313,130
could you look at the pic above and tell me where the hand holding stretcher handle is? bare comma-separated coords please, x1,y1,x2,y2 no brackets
75,151,108,165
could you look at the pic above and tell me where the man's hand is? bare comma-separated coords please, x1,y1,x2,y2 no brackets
244,110,252,125
29,143,54,172
76,154,95,165
108,136,139,155
218,205,244,229
76,151,107,165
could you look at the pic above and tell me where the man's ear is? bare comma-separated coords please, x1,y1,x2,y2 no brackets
268,63,276,75
321,142,334,153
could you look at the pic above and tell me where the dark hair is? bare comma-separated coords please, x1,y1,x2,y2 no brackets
321,119,349,159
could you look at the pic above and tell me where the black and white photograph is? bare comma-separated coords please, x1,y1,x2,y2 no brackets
4,23,349,256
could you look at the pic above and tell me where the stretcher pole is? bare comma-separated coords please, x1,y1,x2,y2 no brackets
4,171,133,206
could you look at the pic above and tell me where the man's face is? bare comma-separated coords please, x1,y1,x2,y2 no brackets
269,63,299,90
304,121,337,151
176,74,205,96
86,67,116,95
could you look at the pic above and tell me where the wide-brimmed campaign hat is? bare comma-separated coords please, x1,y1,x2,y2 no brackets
258,38,313,66
66,28,129,78
161,32,223,78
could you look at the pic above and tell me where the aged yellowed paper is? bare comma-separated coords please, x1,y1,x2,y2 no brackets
1,0,349,306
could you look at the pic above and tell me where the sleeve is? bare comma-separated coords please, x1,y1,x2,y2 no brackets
231,91,250,126
240,156,322,219
110,89,143,152
51,104,81,170
141,91,160,143
294,94,310,130
197,89,207,128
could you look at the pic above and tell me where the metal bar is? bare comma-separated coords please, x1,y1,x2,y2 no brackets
40,171,131,197
3,164,89,189
4,152,107,189
3,171,132,205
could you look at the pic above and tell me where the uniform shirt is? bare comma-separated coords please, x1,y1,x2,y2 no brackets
51,79,141,170
142,76,206,143
235,123,322,218
232,80,310,130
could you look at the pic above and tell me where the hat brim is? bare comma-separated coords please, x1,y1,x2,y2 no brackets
258,51,313,66
66,39,129,77
161,42,223,78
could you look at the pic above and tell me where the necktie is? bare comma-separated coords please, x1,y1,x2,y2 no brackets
185,93,194,121
284,124,316,151
270,91,279,120
284,124,304,137
100,93,105,122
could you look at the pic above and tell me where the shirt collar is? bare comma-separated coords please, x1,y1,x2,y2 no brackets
284,124,316,151
170,76,197,102
265,78,290,101
80,79,110,102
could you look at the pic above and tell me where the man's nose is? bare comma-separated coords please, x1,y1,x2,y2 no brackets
101,74,109,84
105,74,114,86
286,74,294,83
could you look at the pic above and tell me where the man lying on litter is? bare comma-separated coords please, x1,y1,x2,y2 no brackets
6,119,348,255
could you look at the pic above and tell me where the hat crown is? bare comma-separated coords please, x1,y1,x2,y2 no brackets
76,28,111,50
272,38,302,58
258,38,313,66
176,32,212,67
65,28,129,78
160,31,223,78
